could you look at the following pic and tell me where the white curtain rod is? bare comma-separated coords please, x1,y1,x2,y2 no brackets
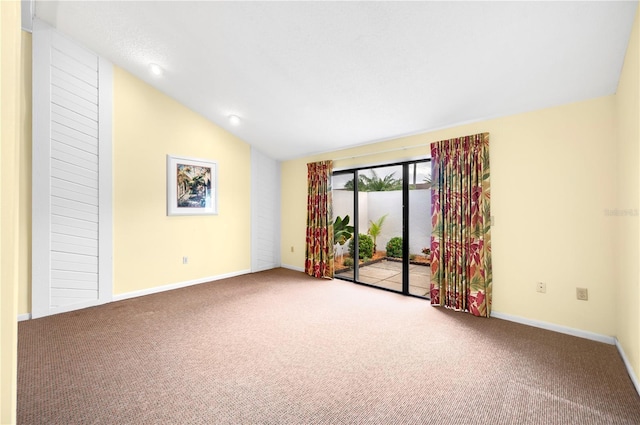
331,142,431,162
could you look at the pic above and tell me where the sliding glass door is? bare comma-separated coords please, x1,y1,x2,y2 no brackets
333,159,431,298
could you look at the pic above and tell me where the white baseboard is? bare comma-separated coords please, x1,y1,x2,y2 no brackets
113,269,251,302
491,311,615,345
17,269,253,320
281,263,304,272
615,338,640,397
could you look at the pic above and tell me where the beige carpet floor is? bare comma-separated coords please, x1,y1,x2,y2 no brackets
17,268,640,424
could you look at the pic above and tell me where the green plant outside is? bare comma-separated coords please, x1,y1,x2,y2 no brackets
344,169,402,192
368,214,388,253
386,237,403,258
349,234,374,259
333,215,354,245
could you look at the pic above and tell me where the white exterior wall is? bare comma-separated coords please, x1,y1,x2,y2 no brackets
333,190,368,235
333,189,431,256
365,191,402,253
408,189,431,255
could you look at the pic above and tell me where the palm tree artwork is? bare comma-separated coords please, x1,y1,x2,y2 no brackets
176,164,212,208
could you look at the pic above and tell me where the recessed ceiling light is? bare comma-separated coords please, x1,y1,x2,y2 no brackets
228,115,241,126
149,63,163,76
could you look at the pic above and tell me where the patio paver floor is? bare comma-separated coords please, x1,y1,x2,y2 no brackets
336,259,431,298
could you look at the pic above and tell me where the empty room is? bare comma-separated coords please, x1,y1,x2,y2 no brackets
2,1,640,424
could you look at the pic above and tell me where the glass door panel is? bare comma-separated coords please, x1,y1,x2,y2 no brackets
355,165,403,292
408,162,432,297
332,173,355,280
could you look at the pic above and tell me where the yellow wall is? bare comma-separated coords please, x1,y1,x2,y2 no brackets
113,67,251,295
282,95,618,336
1,1,21,423
615,6,640,379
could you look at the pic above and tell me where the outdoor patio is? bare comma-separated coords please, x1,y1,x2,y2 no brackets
335,259,431,297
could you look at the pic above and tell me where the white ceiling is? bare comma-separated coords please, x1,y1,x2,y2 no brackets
34,1,638,161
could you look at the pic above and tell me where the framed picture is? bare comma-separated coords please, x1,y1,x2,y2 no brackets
166,155,217,216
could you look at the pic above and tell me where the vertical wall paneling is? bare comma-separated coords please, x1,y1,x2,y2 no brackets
98,56,113,307
251,147,281,272
32,20,112,318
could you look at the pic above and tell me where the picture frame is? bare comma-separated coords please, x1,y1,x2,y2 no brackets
166,155,218,216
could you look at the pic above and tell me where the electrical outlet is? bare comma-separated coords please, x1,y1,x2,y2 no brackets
291,246,294,252
182,256,188,265
576,287,588,301
536,282,546,293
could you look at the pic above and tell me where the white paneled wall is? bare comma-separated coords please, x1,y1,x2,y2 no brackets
251,148,281,272
32,20,112,318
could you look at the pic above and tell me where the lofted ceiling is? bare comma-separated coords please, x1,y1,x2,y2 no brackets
34,1,638,161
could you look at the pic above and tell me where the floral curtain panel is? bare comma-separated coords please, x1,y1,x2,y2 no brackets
305,160,334,279
430,133,492,317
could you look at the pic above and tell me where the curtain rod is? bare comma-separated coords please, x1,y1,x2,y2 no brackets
331,142,431,162
330,131,488,162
